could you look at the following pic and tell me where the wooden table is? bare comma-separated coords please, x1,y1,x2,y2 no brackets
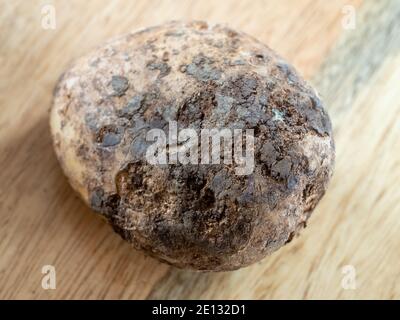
1,0,399,299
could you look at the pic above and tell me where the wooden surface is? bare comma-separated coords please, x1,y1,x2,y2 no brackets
1,0,399,299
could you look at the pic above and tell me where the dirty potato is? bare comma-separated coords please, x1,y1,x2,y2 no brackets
50,21,335,271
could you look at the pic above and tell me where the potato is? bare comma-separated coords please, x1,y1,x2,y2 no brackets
51,21,334,271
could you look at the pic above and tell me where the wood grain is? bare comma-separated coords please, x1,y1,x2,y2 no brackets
1,0,399,299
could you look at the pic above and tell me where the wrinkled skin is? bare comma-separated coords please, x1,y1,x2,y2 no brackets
51,21,335,271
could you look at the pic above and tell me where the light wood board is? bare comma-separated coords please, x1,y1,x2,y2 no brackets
1,0,399,299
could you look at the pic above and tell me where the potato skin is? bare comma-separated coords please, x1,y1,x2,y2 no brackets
51,21,334,271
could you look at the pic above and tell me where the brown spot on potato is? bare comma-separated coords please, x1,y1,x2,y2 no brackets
95,125,123,147
111,75,129,96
